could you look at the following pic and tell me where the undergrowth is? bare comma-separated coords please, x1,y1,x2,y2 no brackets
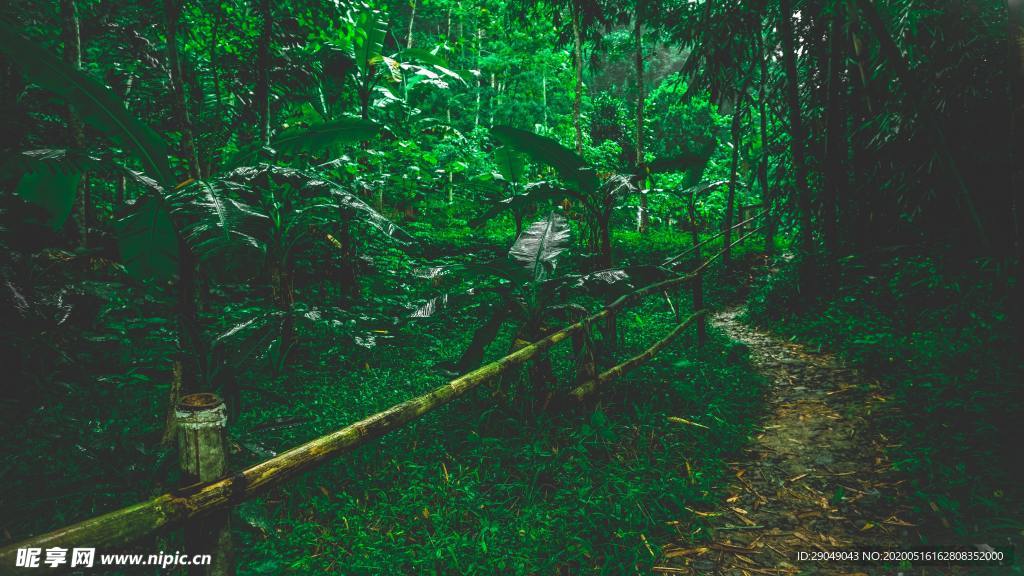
0,228,768,574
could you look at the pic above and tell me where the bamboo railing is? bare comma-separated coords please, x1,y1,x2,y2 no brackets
663,209,768,269
0,216,767,575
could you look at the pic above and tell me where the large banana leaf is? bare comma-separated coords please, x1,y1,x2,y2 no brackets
321,184,414,245
0,22,182,282
14,169,82,230
167,180,269,280
469,181,580,229
213,164,414,246
0,20,173,188
493,146,527,184
599,174,636,202
491,126,598,193
548,265,674,300
399,48,449,68
226,117,381,167
509,212,571,282
409,289,476,319
8,150,95,230
114,194,179,282
682,179,742,198
5,148,102,175
354,10,387,76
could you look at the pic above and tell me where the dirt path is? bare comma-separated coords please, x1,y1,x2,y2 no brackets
657,306,930,575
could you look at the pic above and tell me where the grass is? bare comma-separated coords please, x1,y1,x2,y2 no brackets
236,297,766,574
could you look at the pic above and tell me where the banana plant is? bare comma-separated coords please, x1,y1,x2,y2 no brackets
168,164,413,365
472,127,631,269
468,146,532,235
412,211,670,384
475,126,716,268
325,8,462,121
0,22,386,282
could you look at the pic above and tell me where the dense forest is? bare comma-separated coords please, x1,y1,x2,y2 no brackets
0,0,1021,573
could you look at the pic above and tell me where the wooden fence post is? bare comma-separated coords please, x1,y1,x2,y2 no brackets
176,393,233,576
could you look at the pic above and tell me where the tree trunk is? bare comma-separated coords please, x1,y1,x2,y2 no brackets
598,218,612,268
474,27,482,128
541,72,548,130
634,2,648,233
116,174,126,207
823,4,846,260
572,1,584,155
337,217,361,301
723,103,742,266
256,0,271,145
208,4,223,175
164,0,201,180
177,241,206,394
779,0,816,288
60,0,89,248
758,32,773,258
847,6,872,252
406,0,417,49
1009,0,1023,258
164,0,206,398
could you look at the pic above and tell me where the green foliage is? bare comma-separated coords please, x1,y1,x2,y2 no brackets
508,211,571,281
353,9,387,77
0,19,174,188
231,299,766,574
227,118,381,168
492,126,598,193
492,146,528,185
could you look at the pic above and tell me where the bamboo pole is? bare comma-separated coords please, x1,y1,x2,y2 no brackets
568,310,709,402
663,210,766,269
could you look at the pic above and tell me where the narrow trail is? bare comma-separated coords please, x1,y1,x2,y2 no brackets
658,306,935,576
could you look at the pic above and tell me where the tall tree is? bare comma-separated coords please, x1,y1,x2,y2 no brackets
1012,0,1024,258
60,0,89,246
164,0,202,180
634,0,648,233
757,30,773,258
164,0,206,397
722,92,745,266
571,0,584,154
822,1,846,260
256,0,272,145
407,0,417,49
779,0,815,286
853,0,987,250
